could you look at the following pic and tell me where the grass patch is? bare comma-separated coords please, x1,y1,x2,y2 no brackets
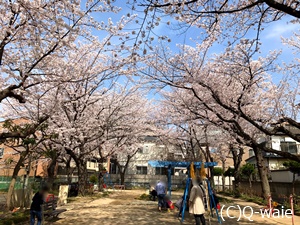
217,196,234,204
218,191,266,206
240,194,267,206
137,193,151,201
101,191,111,198
218,190,237,197
0,210,29,225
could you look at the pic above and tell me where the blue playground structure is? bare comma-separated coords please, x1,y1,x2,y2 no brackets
148,160,221,224
148,160,217,196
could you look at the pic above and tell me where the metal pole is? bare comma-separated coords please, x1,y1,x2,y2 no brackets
181,165,191,223
181,178,190,223
168,165,171,197
268,195,272,211
107,157,111,174
290,195,294,225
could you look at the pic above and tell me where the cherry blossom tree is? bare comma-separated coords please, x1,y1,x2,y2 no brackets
48,76,152,194
137,0,300,43
135,0,300,142
157,94,245,190
0,0,138,143
1,119,50,209
93,87,154,186
1,0,116,102
143,39,296,198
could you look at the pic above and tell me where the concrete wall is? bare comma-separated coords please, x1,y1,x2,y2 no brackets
271,170,300,182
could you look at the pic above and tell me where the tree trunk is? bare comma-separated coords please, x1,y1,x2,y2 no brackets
233,170,241,197
116,154,133,186
22,154,32,208
222,160,226,191
65,156,72,184
65,148,88,195
120,172,125,185
98,163,104,192
253,146,271,199
77,160,88,195
231,146,244,197
6,151,27,210
293,172,295,196
47,159,57,191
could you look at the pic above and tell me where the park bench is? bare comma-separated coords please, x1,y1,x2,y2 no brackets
113,184,125,190
42,196,66,218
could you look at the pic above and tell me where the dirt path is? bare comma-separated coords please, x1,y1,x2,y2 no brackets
47,190,299,225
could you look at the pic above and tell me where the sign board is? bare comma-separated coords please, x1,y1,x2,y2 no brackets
58,185,69,205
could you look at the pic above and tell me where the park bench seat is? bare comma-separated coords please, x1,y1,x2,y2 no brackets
43,198,66,218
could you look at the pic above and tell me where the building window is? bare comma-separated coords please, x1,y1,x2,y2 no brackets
249,149,254,157
110,163,117,174
280,142,297,154
155,167,165,175
155,167,174,175
136,166,147,175
0,148,3,158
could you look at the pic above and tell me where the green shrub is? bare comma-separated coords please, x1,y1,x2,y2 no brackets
89,175,98,184
213,167,224,176
138,193,151,201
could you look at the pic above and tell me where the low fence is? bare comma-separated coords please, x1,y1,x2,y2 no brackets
234,181,300,199
109,174,187,189
0,176,40,191
0,176,22,191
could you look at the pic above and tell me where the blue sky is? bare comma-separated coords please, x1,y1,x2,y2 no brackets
107,2,299,99
85,1,298,72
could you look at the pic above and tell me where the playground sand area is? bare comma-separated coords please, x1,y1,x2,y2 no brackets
46,190,300,225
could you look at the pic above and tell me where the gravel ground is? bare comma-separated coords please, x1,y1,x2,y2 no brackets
42,190,300,225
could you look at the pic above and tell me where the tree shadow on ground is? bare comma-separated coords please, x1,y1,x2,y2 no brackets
45,190,298,225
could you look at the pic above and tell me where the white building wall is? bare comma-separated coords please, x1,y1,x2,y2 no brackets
86,161,99,172
116,141,172,175
270,135,300,154
271,136,281,151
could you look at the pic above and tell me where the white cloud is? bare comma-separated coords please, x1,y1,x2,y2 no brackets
265,22,298,39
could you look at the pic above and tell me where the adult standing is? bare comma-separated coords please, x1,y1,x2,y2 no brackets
155,179,166,212
30,186,49,225
189,179,206,225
